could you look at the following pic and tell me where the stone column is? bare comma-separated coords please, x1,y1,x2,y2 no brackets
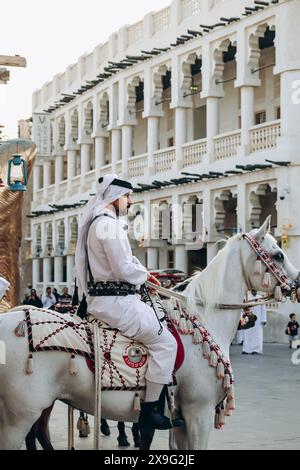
67,149,77,191
43,161,51,200
32,258,39,288
55,155,64,196
80,144,90,186
241,86,255,155
147,116,159,175
111,129,122,173
67,255,75,289
54,256,63,284
206,97,219,162
95,136,106,178
147,247,158,270
121,125,133,178
280,70,300,154
43,258,51,288
175,107,187,169
175,245,188,274
33,165,41,201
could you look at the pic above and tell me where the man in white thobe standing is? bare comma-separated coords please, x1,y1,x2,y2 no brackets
75,174,181,430
242,290,267,355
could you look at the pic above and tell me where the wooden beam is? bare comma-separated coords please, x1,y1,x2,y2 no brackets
0,55,26,67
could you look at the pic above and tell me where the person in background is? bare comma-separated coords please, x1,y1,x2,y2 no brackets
59,287,72,306
286,313,300,349
24,289,43,308
52,288,60,303
41,287,56,309
242,290,267,355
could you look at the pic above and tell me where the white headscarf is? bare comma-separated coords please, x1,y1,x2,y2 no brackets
0,277,10,300
75,174,132,298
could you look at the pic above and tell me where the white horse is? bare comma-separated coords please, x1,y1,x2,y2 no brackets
0,217,298,450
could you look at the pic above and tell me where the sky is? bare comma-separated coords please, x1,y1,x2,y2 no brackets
0,0,171,138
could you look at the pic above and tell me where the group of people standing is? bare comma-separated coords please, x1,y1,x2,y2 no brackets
23,286,73,310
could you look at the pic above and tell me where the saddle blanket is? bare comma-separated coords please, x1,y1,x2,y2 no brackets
23,309,184,391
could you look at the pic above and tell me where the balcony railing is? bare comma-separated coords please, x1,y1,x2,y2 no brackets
214,130,241,160
84,169,96,189
115,161,123,176
128,154,148,178
182,138,207,167
69,175,81,196
250,119,281,153
154,147,176,173
100,164,112,176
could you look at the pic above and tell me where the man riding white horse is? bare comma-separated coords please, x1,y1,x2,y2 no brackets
75,174,180,430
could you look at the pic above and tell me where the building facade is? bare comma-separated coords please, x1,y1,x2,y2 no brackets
31,0,300,318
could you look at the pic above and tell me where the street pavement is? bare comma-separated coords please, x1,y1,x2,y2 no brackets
22,343,300,450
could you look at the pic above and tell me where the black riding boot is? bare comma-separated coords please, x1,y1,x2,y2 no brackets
138,401,172,430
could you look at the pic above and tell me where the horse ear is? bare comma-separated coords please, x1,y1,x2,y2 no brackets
252,215,271,240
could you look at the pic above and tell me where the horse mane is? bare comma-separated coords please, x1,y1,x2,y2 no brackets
181,235,240,321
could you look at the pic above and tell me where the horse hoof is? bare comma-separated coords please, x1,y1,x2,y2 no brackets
101,425,111,436
118,436,130,447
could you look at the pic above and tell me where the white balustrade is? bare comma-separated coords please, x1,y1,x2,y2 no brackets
214,130,241,160
181,0,201,20
128,154,148,178
182,139,207,167
84,170,97,190
250,120,281,153
153,7,171,33
154,147,176,173
128,21,143,45
69,175,81,196
100,164,113,176
115,161,123,176
46,184,55,202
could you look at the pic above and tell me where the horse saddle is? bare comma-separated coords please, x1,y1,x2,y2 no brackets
21,309,184,392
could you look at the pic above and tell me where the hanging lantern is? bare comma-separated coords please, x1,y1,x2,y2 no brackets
7,154,28,191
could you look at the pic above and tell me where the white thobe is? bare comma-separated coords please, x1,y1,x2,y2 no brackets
243,296,267,354
86,208,177,384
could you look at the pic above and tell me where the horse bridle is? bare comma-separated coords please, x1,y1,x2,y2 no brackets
146,231,300,309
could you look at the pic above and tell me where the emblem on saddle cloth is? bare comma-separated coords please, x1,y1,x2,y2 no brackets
87,315,149,391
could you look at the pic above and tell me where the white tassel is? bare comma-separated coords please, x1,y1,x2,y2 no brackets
133,393,141,412
193,328,203,344
179,316,188,334
216,361,225,379
84,419,91,435
26,354,33,374
225,401,233,416
262,271,272,289
223,373,231,390
227,398,235,411
274,285,283,302
69,354,77,375
214,409,220,429
209,350,218,368
14,320,26,337
202,341,211,359
172,309,181,325
219,406,226,426
254,258,262,275
77,416,84,431
227,385,235,401
186,319,194,334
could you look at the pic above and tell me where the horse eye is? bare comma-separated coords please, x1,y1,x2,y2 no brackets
273,252,284,263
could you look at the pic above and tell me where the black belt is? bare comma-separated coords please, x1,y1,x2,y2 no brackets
88,281,137,297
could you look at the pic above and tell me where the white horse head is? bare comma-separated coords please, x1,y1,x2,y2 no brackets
184,215,299,321
241,215,299,293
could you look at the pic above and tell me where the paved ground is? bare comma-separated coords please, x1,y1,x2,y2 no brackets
23,343,300,450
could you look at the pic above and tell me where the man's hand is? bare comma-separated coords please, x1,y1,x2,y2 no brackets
147,273,161,293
